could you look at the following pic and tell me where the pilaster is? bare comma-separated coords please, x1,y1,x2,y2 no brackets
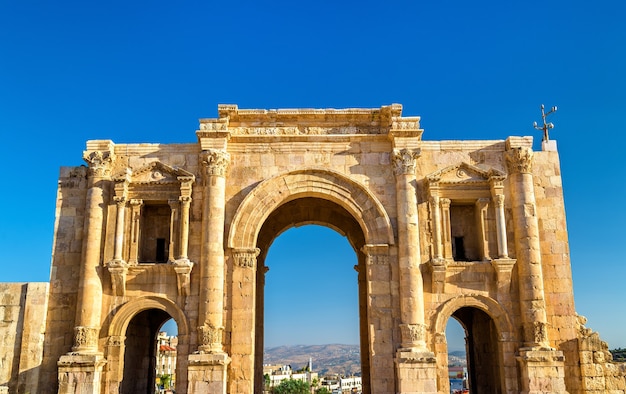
229,247,260,394
516,348,567,394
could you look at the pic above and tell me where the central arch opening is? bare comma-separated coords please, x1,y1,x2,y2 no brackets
253,197,370,393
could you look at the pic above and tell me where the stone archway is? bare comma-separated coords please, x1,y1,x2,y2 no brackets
105,296,190,394
227,168,396,394
432,295,516,394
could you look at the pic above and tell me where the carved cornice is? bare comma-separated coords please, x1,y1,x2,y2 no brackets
361,244,389,265
83,150,114,177
392,148,420,176
201,149,230,177
232,248,260,269
505,147,534,174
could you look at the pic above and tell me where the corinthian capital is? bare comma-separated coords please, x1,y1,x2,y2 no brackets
392,148,420,176
505,147,534,174
83,150,115,177
201,149,230,177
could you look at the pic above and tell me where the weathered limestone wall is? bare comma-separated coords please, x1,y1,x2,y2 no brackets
0,282,49,393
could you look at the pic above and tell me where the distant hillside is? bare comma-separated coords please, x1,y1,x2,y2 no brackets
264,345,466,375
264,344,360,376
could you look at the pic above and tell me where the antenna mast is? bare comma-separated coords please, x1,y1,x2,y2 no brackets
533,104,558,142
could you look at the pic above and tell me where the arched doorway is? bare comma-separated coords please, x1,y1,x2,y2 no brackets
434,295,513,394
227,169,395,394
106,296,190,394
121,308,172,393
255,198,369,393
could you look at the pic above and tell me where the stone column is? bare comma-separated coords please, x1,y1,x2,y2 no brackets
428,195,447,294
58,145,113,394
440,198,453,259
505,139,567,393
490,177,509,259
188,149,230,394
178,195,191,260
197,148,230,352
392,148,427,350
392,148,437,394
430,195,443,261
475,198,490,261
128,199,143,265
504,144,549,348
74,148,113,353
229,248,260,394
168,199,179,262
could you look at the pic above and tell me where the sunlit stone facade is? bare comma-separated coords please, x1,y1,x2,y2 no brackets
1,104,624,393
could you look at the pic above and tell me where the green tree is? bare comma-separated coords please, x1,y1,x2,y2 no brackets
316,387,332,394
158,374,172,389
272,378,310,394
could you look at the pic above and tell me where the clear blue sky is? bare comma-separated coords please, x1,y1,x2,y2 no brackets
1,1,625,351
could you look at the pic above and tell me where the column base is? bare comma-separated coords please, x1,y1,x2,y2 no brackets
188,352,230,394
57,353,106,394
395,350,438,394
516,348,568,394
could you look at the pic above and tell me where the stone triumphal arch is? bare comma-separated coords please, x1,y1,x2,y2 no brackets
15,104,624,393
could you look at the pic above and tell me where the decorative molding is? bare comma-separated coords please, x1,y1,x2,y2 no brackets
72,326,98,351
232,248,260,269
201,149,230,177
197,324,223,353
173,259,194,297
505,146,534,174
106,335,125,347
392,148,420,176
105,259,129,297
400,323,426,347
361,244,389,265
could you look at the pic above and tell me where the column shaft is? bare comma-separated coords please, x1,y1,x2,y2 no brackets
199,149,230,353
179,196,191,260
74,149,113,353
112,198,126,261
505,146,549,348
393,148,426,350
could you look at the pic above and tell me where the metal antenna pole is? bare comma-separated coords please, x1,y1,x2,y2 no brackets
533,104,557,142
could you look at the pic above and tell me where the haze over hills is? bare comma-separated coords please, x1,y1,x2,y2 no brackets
264,344,361,376
264,345,467,376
